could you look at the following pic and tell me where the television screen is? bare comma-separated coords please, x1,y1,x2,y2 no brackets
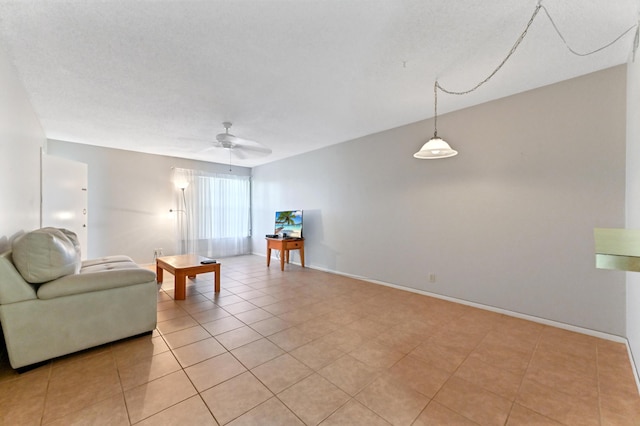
275,210,303,238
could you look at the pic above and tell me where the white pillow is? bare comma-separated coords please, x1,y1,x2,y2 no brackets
12,228,81,283
59,227,81,258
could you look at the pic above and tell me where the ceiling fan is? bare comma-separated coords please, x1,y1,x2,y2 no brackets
212,122,272,160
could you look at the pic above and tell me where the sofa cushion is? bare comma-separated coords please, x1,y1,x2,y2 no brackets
81,255,133,268
37,267,156,299
79,259,142,274
12,228,81,284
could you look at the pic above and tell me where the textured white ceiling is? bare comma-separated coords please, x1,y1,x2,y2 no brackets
0,0,637,167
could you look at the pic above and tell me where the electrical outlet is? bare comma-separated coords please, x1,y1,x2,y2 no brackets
429,273,436,283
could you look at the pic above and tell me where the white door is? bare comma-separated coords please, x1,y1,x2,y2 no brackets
41,152,88,259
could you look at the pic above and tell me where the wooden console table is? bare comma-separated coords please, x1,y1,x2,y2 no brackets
266,238,305,271
156,254,220,300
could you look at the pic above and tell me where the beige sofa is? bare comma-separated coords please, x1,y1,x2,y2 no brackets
0,227,157,369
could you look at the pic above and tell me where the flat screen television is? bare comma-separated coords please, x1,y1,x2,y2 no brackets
275,210,303,238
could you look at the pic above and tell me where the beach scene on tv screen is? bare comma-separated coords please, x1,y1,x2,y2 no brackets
275,210,303,238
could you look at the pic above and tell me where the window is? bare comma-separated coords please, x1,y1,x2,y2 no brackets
174,168,251,258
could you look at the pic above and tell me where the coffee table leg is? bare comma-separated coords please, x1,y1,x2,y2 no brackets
174,271,187,300
156,265,163,283
214,268,220,293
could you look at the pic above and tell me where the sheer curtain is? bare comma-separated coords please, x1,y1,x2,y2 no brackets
173,168,251,258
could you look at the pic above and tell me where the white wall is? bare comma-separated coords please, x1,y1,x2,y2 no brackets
0,43,45,251
47,140,251,264
626,54,640,372
252,66,627,336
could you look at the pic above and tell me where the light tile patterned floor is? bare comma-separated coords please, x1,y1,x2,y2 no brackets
1,255,639,425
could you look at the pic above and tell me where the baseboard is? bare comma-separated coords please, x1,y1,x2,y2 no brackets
627,343,640,395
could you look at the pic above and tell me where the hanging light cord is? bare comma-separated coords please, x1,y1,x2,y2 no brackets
433,81,439,137
541,6,638,57
436,2,639,96
633,20,640,61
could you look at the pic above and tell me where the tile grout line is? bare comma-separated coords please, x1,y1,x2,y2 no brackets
422,316,503,426
172,270,537,425
159,284,231,425
503,325,544,426
38,362,53,426
595,341,603,425
157,281,300,426
209,271,389,425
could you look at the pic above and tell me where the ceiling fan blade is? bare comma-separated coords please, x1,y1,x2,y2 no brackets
177,122,273,159
229,135,257,144
234,143,272,156
231,148,248,159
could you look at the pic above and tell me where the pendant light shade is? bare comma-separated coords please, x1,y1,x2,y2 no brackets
413,136,458,159
414,80,458,159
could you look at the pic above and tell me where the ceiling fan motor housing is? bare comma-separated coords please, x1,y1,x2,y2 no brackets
216,133,236,149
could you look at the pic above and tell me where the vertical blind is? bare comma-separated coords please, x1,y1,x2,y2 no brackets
174,168,251,258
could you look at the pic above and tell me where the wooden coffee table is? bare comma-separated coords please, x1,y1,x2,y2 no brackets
156,254,220,300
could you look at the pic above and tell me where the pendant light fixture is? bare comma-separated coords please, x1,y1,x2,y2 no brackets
413,81,457,159
412,0,637,160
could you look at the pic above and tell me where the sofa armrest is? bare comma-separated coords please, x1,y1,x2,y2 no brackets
0,251,37,304
37,268,156,300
